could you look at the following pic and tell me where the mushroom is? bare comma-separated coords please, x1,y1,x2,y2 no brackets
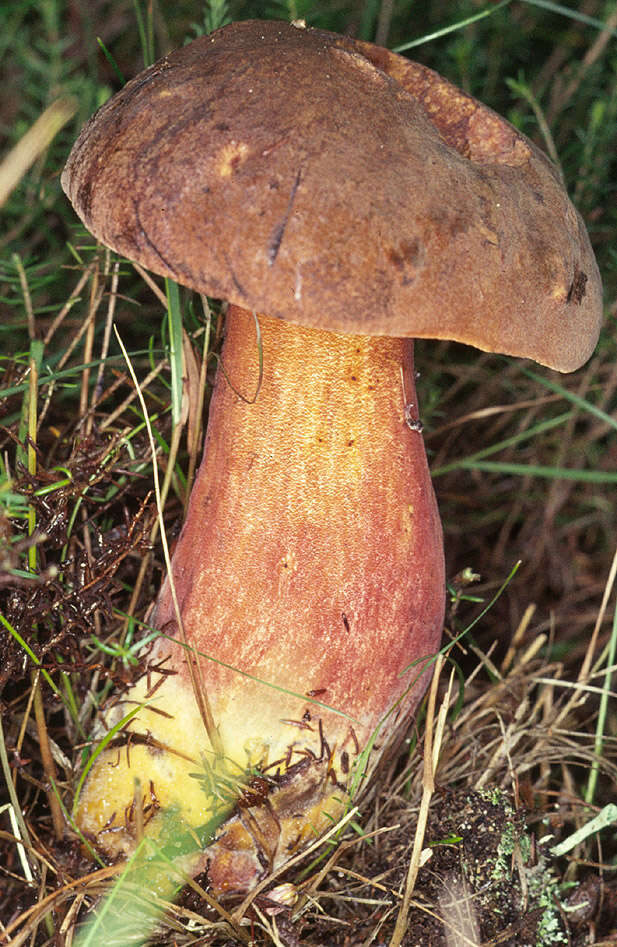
62,20,602,894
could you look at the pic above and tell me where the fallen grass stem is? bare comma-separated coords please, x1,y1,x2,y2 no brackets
389,654,451,946
0,716,35,881
114,324,223,760
31,671,64,841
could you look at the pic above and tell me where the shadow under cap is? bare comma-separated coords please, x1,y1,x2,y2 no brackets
62,18,602,372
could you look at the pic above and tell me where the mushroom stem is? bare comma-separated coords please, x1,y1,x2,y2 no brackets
76,305,445,890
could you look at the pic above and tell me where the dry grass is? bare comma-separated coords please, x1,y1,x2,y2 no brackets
1,0,616,944
1,268,615,942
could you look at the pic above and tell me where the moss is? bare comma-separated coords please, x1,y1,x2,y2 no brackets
415,787,568,945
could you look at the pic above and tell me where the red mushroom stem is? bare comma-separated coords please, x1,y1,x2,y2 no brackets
76,305,445,892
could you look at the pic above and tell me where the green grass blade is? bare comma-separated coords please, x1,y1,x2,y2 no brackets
452,461,617,483
447,560,522,650
0,612,62,698
585,552,617,806
96,37,125,85
522,368,617,432
165,278,184,428
431,411,573,477
520,0,617,35
393,0,512,52
131,616,361,724
72,704,145,816
132,0,155,67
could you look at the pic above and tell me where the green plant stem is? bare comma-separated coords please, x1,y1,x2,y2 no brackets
585,547,617,805
184,296,212,512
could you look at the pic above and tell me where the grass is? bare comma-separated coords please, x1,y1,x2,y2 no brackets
1,0,616,943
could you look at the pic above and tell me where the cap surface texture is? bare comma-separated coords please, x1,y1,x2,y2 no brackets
62,19,602,371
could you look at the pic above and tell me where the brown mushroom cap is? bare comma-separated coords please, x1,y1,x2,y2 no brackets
62,19,602,372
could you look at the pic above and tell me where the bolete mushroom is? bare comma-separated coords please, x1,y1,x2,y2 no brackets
62,20,602,894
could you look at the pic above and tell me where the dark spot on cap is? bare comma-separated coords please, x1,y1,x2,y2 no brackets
567,269,587,305
77,177,94,221
387,238,424,285
387,238,422,269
